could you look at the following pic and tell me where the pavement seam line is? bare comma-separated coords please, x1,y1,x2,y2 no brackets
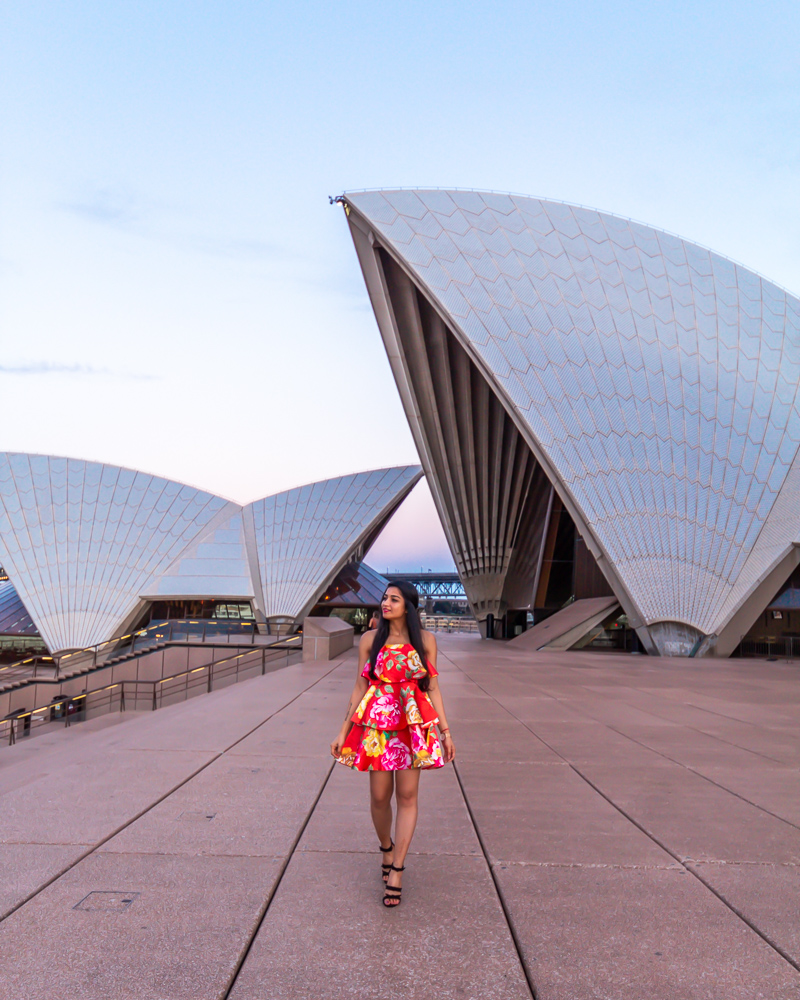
488,650,791,764
534,672,790,764
602,723,800,832
485,665,794,820
519,677,800,831
616,674,799,731
0,657,345,924
451,760,538,1000
503,673,788,764
448,651,800,977
437,648,538,1000
219,760,336,1000
589,679,791,763
568,764,800,975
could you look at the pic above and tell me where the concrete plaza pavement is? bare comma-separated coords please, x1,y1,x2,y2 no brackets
0,634,798,999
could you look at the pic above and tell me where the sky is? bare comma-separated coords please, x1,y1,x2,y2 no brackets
2,1,800,571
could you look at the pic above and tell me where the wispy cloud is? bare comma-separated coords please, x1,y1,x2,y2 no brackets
59,187,287,262
61,189,141,229
0,362,155,380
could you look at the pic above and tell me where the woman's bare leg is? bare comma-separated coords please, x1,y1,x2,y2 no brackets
385,768,420,904
369,771,395,870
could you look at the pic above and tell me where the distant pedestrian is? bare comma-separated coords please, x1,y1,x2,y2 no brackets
330,580,455,907
367,610,380,630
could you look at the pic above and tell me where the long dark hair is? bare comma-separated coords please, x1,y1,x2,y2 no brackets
369,580,430,692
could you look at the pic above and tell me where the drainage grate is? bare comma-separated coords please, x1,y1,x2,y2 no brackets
73,891,140,912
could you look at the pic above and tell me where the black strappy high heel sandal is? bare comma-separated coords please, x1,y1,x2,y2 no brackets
383,864,405,907
379,840,394,882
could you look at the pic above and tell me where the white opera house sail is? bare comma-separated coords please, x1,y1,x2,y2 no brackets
0,454,421,652
340,188,800,656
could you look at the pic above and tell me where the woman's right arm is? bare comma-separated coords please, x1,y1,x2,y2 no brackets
330,631,373,757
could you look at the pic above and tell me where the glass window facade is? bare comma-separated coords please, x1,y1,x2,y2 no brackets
138,600,256,626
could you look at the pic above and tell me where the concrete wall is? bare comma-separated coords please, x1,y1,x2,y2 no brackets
0,642,271,721
302,617,354,661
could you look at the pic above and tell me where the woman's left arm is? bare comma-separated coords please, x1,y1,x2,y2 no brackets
423,632,455,763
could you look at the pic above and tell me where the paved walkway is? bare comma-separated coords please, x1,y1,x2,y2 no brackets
0,636,798,999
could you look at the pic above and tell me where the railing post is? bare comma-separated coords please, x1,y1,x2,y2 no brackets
120,683,126,712
9,720,15,746
202,621,206,643
262,648,266,675
152,686,158,711
207,663,213,694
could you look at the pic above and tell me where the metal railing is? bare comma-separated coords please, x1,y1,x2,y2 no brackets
421,616,479,633
0,618,283,687
737,637,800,659
1,639,302,746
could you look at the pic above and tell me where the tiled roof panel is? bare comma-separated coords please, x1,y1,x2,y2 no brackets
347,190,800,635
0,454,231,650
246,467,422,620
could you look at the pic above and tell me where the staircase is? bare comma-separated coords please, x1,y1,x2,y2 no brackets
1,630,303,747
0,619,276,693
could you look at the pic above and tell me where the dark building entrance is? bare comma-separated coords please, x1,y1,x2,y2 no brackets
311,561,389,633
736,564,800,657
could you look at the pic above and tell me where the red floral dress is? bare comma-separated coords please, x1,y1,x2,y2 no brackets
336,644,445,771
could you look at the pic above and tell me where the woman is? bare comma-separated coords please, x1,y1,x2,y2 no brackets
330,580,455,907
